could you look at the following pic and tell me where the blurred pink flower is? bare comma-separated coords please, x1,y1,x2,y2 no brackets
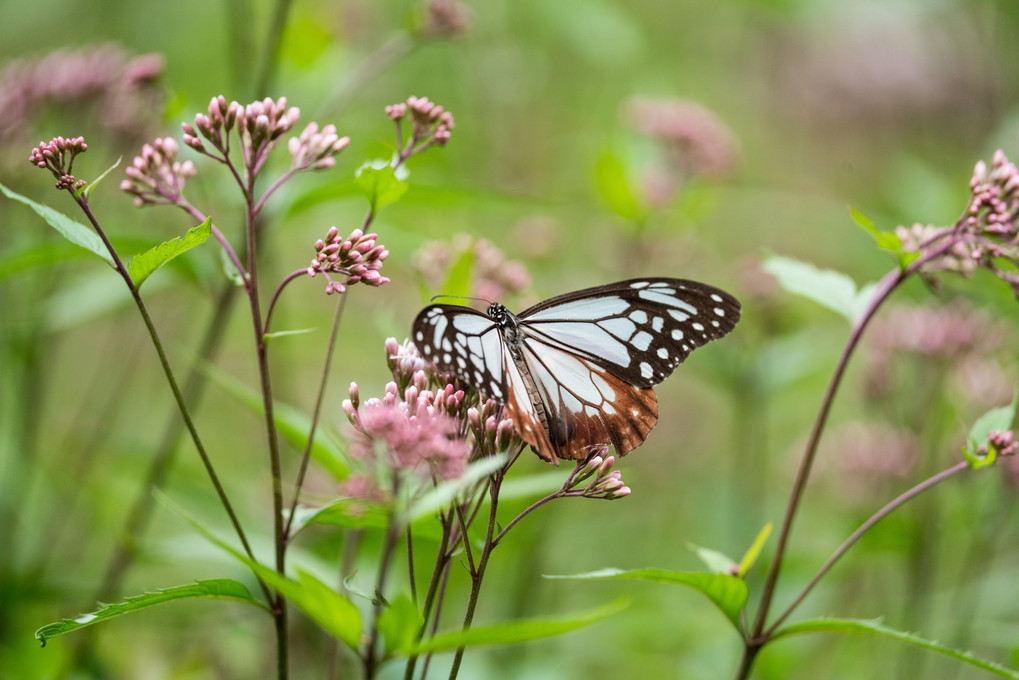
414,235,531,303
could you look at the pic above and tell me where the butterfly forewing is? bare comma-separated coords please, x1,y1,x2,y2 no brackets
518,278,741,388
411,305,509,402
411,277,741,462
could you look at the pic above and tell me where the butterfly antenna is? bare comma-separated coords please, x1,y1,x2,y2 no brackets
430,293,494,305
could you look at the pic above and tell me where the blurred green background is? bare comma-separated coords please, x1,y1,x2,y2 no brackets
3,0,1019,678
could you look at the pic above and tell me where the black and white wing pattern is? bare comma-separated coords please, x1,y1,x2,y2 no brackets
411,278,741,463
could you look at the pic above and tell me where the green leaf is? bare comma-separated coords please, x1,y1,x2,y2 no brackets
35,579,265,646
219,247,245,286
964,389,1018,468
354,162,409,215
264,327,318,340
762,253,876,323
547,568,747,630
159,493,363,649
594,148,643,223
201,361,349,480
494,471,569,502
290,499,442,540
738,522,772,577
378,593,423,656
0,180,114,266
439,246,474,299
405,454,507,522
127,218,212,288
689,543,737,574
411,598,628,654
773,618,1019,679
849,206,919,270
75,157,122,199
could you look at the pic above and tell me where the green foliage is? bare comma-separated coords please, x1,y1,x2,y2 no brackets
964,389,1018,468
162,493,363,649
772,618,1019,679
35,579,264,646
762,253,877,323
289,499,443,540
411,598,629,654
548,568,747,630
201,361,349,480
127,218,212,288
74,157,122,199
689,543,737,574
355,162,409,216
0,181,114,266
377,593,423,656
405,454,507,522
738,522,772,577
850,206,920,270
594,148,644,224
440,246,474,299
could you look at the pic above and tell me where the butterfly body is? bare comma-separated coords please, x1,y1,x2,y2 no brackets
412,278,740,463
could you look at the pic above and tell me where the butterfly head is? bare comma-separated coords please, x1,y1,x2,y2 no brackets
486,302,509,323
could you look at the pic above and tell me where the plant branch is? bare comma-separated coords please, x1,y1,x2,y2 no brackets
765,460,970,636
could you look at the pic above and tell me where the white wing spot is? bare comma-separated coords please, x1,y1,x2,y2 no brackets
692,322,705,332
682,344,690,351
711,294,723,302
431,316,448,350
630,281,650,289
443,353,452,363
598,317,637,341
672,329,684,340
714,307,725,317
442,338,452,351
415,331,424,341
632,331,653,351
629,310,648,324
592,372,615,400
423,344,432,354
640,362,653,379
652,316,664,331
603,403,617,414
657,347,669,359
631,408,639,416
712,320,721,328
456,357,466,368
669,309,689,322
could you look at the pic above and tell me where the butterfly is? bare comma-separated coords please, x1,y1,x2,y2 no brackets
412,278,741,463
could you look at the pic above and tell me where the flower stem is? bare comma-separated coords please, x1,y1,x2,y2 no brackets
765,460,970,636
282,292,348,539
71,194,260,572
365,500,403,679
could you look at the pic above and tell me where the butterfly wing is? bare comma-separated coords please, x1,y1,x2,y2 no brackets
518,278,741,386
514,278,740,459
411,303,558,461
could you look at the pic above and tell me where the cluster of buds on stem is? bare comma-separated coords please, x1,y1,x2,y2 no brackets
182,95,305,177
307,227,390,295
288,122,350,171
567,449,632,499
28,136,88,191
120,137,196,206
385,95,455,162
900,150,1019,297
989,430,1018,458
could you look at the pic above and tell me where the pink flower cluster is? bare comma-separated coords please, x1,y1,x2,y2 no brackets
386,96,456,159
989,430,1018,458
182,96,318,176
28,136,88,190
902,150,1019,297
307,227,390,295
120,137,196,206
343,381,469,482
288,122,350,171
